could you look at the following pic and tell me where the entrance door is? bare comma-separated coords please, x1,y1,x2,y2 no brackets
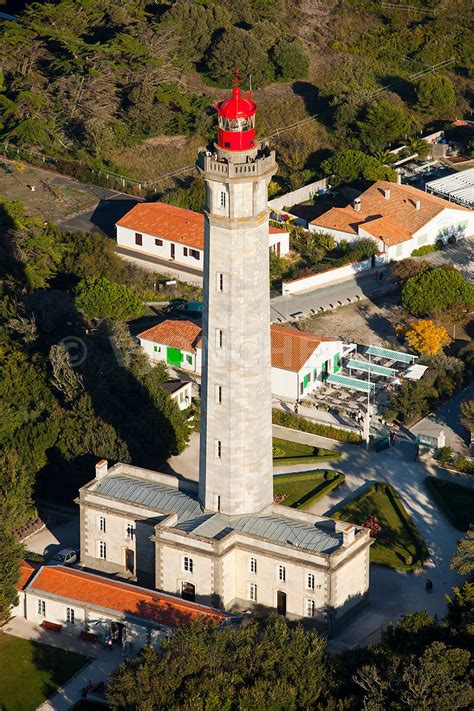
167,347,182,366
277,590,287,616
182,582,195,602
321,360,329,381
125,548,134,574
171,243,175,260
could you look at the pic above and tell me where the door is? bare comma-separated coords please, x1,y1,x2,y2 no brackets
182,582,195,602
171,243,175,260
277,590,287,616
125,548,134,574
167,347,182,366
321,360,329,381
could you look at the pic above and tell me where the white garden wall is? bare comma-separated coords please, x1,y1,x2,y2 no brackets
282,258,376,295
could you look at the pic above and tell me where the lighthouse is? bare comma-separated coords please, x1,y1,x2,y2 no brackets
197,80,277,516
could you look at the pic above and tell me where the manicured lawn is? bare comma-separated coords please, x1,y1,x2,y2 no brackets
274,470,345,510
426,477,474,531
272,437,341,466
0,632,89,711
332,483,429,572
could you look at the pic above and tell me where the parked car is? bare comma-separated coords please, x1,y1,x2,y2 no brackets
48,548,78,566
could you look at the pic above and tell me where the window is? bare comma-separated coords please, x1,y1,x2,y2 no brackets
249,557,257,574
153,345,160,353
190,249,200,260
215,439,222,459
135,233,142,246
155,238,163,247
313,368,317,381
126,523,135,540
305,598,316,618
216,329,223,349
220,191,226,208
306,573,315,591
98,541,107,560
183,556,193,573
183,247,188,256
278,565,286,582
300,382,304,396
216,272,224,292
66,607,75,624
248,582,257,602
38,600,46,617
186,355,193,365
215,384,222,404
213,493,221,512
98,516,106,533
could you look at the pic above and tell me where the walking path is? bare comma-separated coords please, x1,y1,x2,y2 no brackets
37,656,120,711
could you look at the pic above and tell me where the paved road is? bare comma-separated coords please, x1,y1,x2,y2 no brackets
424,235,474,279
59,190,142,237
410,382,474,455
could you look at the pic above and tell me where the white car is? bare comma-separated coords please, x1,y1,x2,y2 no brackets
48,548,78,566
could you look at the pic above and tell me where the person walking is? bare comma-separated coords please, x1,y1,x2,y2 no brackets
425,579,433,593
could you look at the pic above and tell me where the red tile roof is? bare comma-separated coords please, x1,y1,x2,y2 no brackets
138,319,202,352
17,561,39,590
271,324,337,372
116,203,286,249
28,566,227,628
116,202,205,250
310,180,470,246
138,320,336,373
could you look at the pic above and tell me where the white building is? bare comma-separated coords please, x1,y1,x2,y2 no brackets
309,180,473,261
116,202,290,269
11,560,226,650
79,83,372,633
138,320,346,403
162,379,193,411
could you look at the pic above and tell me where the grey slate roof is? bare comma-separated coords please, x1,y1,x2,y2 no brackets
94,475,342,554
94,476,202,523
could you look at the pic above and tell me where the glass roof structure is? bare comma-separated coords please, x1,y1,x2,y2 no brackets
326,373,375,393
347,359,396,378
365,345,417,364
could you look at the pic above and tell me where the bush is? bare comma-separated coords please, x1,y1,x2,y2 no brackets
74,277,145,320
411,244,437,257
448,235,456,245
272,408,361,443
435,239,444,250
436,446,453,466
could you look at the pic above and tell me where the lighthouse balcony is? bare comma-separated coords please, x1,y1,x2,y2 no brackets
197,149,276,180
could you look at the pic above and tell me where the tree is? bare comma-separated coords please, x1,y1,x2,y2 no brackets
206,27,272,87
451,526,474,576
271,36,309,80
0,514,24,625
269,250,287,285
405,319,451,356
416,75,456,116
74,277,144,321
407,136,430,160
107,616,329,710
49,343,84,402
460,399,474,434
164,2,232,64
392,258,432,283
402,267,474,316
445,582,474,638
321,149,396,185
358,100,410,153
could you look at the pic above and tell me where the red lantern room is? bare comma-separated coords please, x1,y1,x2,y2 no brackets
216,74,256,152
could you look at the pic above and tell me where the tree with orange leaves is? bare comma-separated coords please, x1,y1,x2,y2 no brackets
405,319,451,356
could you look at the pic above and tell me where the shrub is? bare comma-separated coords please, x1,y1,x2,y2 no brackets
435,239,444,250
272,408,361,443
411,244,437,257
448,235,456,245
436,446,453,466
74,277,145,320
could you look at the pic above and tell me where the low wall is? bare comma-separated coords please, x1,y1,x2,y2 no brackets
282,257,373,295
268,178,329,211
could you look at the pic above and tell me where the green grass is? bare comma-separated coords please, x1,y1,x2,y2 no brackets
273,470,345,510
272,437,342,466
332,483,429,572
426,477,474,531
0,632,89,711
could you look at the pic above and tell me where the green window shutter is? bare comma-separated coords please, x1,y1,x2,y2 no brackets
303,374,310,388
154,345,158,352
333,353,340,373
313,368,317,380
166,347,182,366
187,355,193,365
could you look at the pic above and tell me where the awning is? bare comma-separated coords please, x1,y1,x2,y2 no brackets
366,345,417,364
346,359,396,378
326,373,375,393
399,364,428,381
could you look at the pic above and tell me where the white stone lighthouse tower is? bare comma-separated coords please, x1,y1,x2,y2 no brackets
197,80,277,516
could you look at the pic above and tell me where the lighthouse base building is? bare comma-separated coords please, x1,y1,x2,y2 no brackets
78,80,372,634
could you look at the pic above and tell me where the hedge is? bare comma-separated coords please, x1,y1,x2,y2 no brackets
272,409,362,443
411,244,438,257
426,477,474,531
383,483,430,563
274,471,345,510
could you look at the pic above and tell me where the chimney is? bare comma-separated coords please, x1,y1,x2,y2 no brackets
415,200,421,211
396,169,402,184
95,459,108,479
342,524,355,547
383,188,391,200
353,197,362,212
